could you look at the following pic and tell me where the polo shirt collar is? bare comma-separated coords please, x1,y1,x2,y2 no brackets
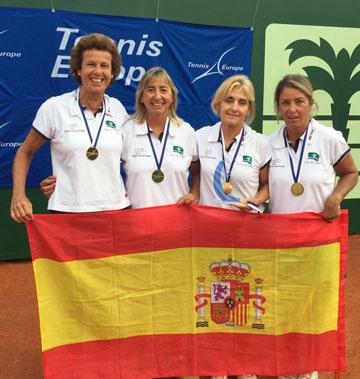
70,88,114,117
272,118,317,149
207,121,250,143
135,118,175,137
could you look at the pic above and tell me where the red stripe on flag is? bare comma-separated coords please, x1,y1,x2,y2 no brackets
337,216,348,370
26,205,347,262
42,331,343,378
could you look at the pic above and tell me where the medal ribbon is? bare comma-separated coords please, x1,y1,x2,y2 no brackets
285,126,309,184
78,96,106,148
220,127,245,183
147,119,171,172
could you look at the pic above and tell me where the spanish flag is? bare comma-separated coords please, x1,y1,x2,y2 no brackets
26,205,347,378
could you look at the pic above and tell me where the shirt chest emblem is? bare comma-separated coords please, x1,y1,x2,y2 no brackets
270,158,285,168
242,155,253,166
306,151,320,163
132,147,151,157
201,147,217,159
173,145,184,156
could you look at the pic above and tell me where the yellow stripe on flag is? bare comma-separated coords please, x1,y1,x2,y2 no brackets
34,243,340,351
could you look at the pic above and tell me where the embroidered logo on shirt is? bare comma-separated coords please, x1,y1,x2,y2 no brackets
270,158,285,167
173,145,184,155
203,148,217,159
242,155,253,166
308,152,320,162
105,120,116,128
131,147,151,157
64,124,85,132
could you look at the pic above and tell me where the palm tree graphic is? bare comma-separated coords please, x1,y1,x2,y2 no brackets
286,37,360,141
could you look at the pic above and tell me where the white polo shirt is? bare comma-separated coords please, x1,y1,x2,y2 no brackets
33,89,130,212
268,119,350,214
196,122,271,210
121,118,198,208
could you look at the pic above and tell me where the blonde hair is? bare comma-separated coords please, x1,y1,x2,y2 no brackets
134,67,182,125
211,75,256,124
274,74,318,117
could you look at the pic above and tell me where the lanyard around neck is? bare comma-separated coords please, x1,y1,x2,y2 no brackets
285,126,309,184
220,127,245,183
147,119,171,171
78,96,106,148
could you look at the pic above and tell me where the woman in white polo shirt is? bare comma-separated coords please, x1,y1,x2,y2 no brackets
121,66,200,208
197,74,270,215
269,74,358,379
38,66,199,211
10,33,130,222
196,75,271,379
269,74,358,222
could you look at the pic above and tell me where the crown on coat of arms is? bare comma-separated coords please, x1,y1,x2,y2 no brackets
210,256,250,281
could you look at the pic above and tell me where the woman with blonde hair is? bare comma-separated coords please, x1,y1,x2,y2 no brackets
40,66,200,209
196,74,271,379
121,66,200,207
197,74,270,215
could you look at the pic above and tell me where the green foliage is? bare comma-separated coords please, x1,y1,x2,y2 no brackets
286,37,360,139
288,38,337,68
286,38,360,104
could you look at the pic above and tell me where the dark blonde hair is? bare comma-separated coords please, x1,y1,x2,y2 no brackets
134,67,181,125
70,33,121,85
274,74,318,117
211,75,256,124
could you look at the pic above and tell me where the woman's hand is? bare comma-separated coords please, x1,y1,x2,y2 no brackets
232,197,260,212
10,194,34,223
177,193,199,205
40,175,57,199
323,193,341,221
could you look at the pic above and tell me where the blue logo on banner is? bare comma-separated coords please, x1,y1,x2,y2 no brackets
0,6,252,188
191,47,239,83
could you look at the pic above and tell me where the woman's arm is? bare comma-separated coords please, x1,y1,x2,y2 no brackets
324,153,359,221
10,129,47,223
177,160,200,205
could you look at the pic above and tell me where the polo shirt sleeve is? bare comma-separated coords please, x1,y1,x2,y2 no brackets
188,124,199,162
112,98,129,127
120,120,132,163
195,126,207,158
32,98,56,139
259,134,272,168
330,129,350,166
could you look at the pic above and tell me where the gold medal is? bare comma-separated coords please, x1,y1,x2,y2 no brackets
152,170,165,183
86,147,99,160
291,182,304,196
80,96,105,162
223,182,233,194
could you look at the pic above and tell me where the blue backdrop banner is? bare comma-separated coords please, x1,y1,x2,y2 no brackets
0,6,252,188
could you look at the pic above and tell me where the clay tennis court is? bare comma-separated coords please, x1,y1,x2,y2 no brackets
1,234,359,379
